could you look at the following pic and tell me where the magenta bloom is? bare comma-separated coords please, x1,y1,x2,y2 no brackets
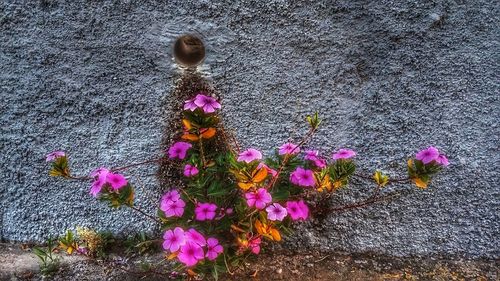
106,173,128,190
245,188,272,209
161,199,186,217
193,93,221,113
183,164,199,177
304,150,327,168
416,146,440,164
161,190,181,205
88,168,126,195
313,158,327,168
237,148,262,163
178,242,204,267
332,149,356,160
297,200,309,220
185,228,206,246
89,167,110,196
194,203,217,221
266,203,288,221
290,167,316,187
436,154,449,166
163,227,186,252
205,238,223,261
278,142,300,155
304,150,318,160
249,236,261,254
286,200,309,221
90,176,106,197
46,151,65,162
257,163,278,177
168,142,192,160
184,98,198,111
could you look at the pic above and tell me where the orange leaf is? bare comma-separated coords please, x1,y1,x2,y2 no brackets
201,127,216,139
182,119,193,130
270,228,281,241
166,252,178,260
413,177,428,189
252,167,268,183
237,182,253,191
182,134,199,141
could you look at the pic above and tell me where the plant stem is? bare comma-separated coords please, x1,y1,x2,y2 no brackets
325,189,410,213
112,157,164,172
66,175,91,181
198,138,207,168
64,157,164,181
353,173,410,184
128,205,161,224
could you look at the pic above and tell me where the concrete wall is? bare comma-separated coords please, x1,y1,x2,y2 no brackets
1,0,498,258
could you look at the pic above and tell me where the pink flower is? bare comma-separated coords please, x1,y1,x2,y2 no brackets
90,176,106,197
290,167,316,187
416,146,440,164
77,246,88,255
168,142,192,160
89,167,110,197
163,227,186,252
436,154,449,166
332,149,356,160
266,203,288,221
257,163,278,177
88,168,127,195
194,203,217,221
278,142,300,155
185,228,206,246
286,200,309,221
304,150,327,168
46,151,65,162
297,200,309,220
313,158,327,168
205,238,223,261
304,150,318,160
161,190,181,205
237,148,262,163
249,236,261,254
245,188,272,209
178,242,204,267
193,93,221,113
183,164,199,177
161,199,186,217
184,98,198,111
106,173,128,190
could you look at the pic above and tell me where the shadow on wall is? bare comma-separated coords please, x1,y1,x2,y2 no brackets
157,71,230,190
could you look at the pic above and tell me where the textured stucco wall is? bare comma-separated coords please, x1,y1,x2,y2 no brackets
1,0,499,259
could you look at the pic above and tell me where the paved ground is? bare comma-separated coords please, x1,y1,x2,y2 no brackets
0,243,498,281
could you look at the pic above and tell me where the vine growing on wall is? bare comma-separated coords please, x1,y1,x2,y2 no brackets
46,92,448,280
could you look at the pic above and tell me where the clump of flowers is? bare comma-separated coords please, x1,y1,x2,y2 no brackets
46,91,449,279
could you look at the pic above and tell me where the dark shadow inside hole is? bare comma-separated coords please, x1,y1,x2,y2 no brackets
173,35,206,67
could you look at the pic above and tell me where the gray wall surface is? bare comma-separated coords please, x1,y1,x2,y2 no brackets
1,0,499,259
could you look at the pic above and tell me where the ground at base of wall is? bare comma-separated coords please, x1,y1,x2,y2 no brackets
0,243,497,281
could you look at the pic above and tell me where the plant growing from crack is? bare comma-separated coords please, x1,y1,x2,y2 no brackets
33,237,60,277
46,93,449,280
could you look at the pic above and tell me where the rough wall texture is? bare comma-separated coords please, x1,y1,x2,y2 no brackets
1,0,498,259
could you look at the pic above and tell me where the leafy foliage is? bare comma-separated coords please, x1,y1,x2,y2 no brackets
33,238,60,277
45,93,449,280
